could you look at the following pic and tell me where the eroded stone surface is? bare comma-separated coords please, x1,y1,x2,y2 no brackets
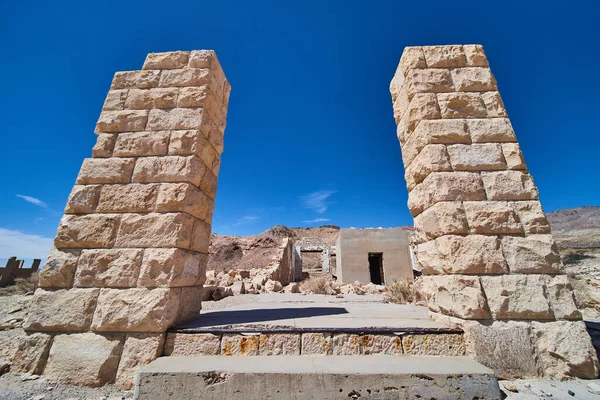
403,334,465,356
116,333,164,389
361,334,402,355
221,334,259,356
11,333,53,374
301,333,332,355
164,333,221,356
259,334,301,355
481,275,553,320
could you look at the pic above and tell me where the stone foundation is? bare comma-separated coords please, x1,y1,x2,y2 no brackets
390,44,598,379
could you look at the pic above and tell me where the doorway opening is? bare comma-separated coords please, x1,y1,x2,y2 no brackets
368,253,384,285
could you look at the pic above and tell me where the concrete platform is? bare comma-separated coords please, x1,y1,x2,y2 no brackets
135,355,501,399
174,294,456,333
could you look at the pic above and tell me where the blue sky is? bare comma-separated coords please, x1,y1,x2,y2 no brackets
1,0,599,264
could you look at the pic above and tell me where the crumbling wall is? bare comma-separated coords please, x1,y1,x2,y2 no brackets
18,50,229,388
0,257,41,287
390,44,598,379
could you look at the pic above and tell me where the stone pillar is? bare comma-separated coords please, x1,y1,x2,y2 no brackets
19,50,229,388
390,45,598,379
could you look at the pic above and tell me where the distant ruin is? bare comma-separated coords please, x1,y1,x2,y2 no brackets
0,257,40,287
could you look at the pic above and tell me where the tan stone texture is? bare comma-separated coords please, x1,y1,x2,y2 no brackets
138,248,205,287
512,201,551,234
332,334,361,355
463,201,523,234
424,171,486,203
422,275,490,320
147,107,209,131
398,46,427,76
91,288,180,332
221,334,259,356
159,68,211,87
422,45,466,68
414,240,443,274
95,110,149,133
188,50,218,69
168,130,211,156
74,249,143,288
546,275,581,320
463,45,488,67
407,181,427,217
447,143,507,171
435,235,508,274
113,131,169,157
259,334,301,355
177,86,213,108
132,155,206,187
76,158,135,185
301,333,332,355
11,333,53,374
482,91,507,117
55,214,120,248
532,321,599,379
481,170,538,200
400,92,441,132
404,144,452,190
199,169,218,200
190,219,212,253
437,92,487,119
115,212,194,249
115,333,164,389
405,68,454,97
175,286,204,325
164,333,220,356
38,248,80,288
156,182,214,222
24,288,100,332
44,332,123,387
501,235,563,274
92,134,117,157
413,202,468,240
402,334,465,356
361,334,402,355
143,51,190,70
111,70,160,89
467,118,516,143
102,89,128,111
502,143,526,170
125,88,178,109
65,185,102,214
96,184,158,214
451,67,497,92
481,275,553,320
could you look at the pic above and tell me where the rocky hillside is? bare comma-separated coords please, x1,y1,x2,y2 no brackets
547,206,600,249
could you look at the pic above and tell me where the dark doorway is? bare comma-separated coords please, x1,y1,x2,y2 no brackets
368,253,384,285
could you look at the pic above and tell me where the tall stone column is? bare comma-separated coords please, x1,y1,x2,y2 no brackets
17,51,229,388
390,45,598,379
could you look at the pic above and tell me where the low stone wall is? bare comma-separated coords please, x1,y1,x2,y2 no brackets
0,257,41,287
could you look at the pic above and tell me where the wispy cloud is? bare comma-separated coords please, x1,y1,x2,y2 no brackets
301,190,337,214
303,218,330,223
0,228,53,261
16,194,48,209
233,215,260,226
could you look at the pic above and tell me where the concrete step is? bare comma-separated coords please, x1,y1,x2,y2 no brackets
135,355,501,399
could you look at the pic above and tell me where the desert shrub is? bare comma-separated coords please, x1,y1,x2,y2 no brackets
0,272,38,296
562,252,594,265
384,278,414,304
300,276,335,295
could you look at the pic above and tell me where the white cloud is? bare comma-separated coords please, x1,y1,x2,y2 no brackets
233,215,260,226
302,218,330,223
301,190,337,214
16,194,48,209
0,228,53,261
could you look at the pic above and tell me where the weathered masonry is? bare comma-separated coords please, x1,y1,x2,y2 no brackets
390,44,598,379
336,228,413,284
18,51,229,387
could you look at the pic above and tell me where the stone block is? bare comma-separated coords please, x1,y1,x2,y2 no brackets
512,201,551,234
447,143,507,171
113,131,170,157
437,92,487,119
92,134,117,157
111,70,161,90
221,334,259,356
199,169,218,200
501,235,563,274
481,91,507,117
414,240,443,274
155,182,213,222
115,212,194,249
91,287,181,332
402,334,465,356
435,235,508,274
398,46,427,76
546,275,581,320
44,332,123,387
424,171,486,203
402,119,468,167
404,144,451,190
301,333,332,355
209,120,224,153
125,88,178,109
11,333,53,374
168,130,211,156
467,118,516,143
174,286,204,325
481,275,553,320
413,201,468,239
24,288,99,332
138,248,205,287
95,110,149,133
76,157,135,185
502,143,526,170
422,275,490,320
259,334,301,355
96,184,158,213
451,67,497,92
401,92,441,133
54,214,120,248
65,185,102,214
74,248,143,288
116,333,164,389
159,68,211,87
102,89,128,111
147,108,208,131
532,321,599,379
361,334,402,355
422,45,466,68
188,50,217,68
38,248,80,288
481,171,538,200
392,84,410,123
332,334,361,355
463,321,538,379
164,333,220,356
132,155,206,187
463,201,523,234
177,86,213,108
405,68,454,98
190,219,212,253
143,51,190,70
463,45,488,67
